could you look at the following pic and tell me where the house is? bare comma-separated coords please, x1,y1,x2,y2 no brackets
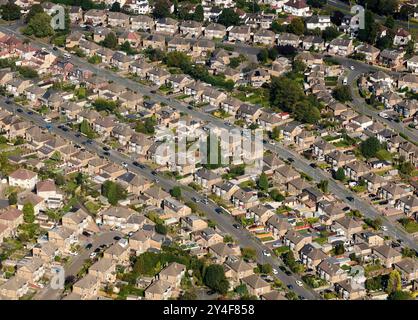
301,36,324,51
72,274,100,299
354,232,384,247
247,68,270,87
241,274,271,296
192,39,215,59
378,182,412,203
148,67,170,86
393,28,411,46
335,279,366,300
283,230,312,254
406,55,418,73
266,215,292,239
144,186,170,207
283,0,311,17
62,208,94,234
246,204,274,225
36,180,63,209
143,34,166,50
231,189,259,210
180,20,203,37
300,244,328,269
8,168,38,190
394,258,418,282
277,33,300,47
397,74,418,92
32,242,59,263
84,9,107,26
101,206,137,229
144,279,172,300
163,197,192,218
236,104,263,124
356,44,380,63
253,29,276,45
312,139,335,159
398,141,418,166
224,259,253,286
204,23,226,39
167,37,191,53
274,165,300,184
208,243,240,263
131,15,155,31
228,26,251,43
344,161,370,181
107,11,130,28
181,215,208,232
306,15,331,30
317,259,347,283
325,151,355,168
362,172,387,194
328,38,353,56
118,31,141,48
103,243,130,265
89,258,116,283
193,168,222,190
193,228,224,249
395,195,418,216
48,226,78,252
155,17,179,35
16,258,45,283
159,262,186,287
0,277,29,300
0,207,23,236
379,49,404,69
373,245,402,268
333,217,363,238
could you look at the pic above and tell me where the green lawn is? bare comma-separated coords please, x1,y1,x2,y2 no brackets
399,219,418,234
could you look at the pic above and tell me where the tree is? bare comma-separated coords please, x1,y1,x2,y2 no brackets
259,263,272,274
307,0,326,7
334,167,346,181
331,10,344,26
376,34,394,50
193,5,204,22
287,17,305,36
384,16,395,29
79,119,94,138
257,172,269,192
332,85,352,102
257,48,268,63
203,264,229,294
217,8,240,27
170,186,182,199
23,203,35,223
18,66,38,79
23,12,54,38
155,223,167,235
388,290,413,300
322,26,340,42
386,270,401,294
334,243,345,255
102,32,118,49
1,2,22,20
110,1,121,12
292,60,306,73
270,188,285,202
8,192,17,205
102,181,127,205
234,284,248,296
88,54,102,64
357,10,377,44
360,137,381,159
153,0,171,18
317,180,329,193
241,247,256,261
25,4,43,23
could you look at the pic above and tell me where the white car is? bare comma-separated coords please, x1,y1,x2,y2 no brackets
273,268,278,275
379,112,389,119
262,250,271,257
381,226,388,231
350,65,355,70
296,280,303,287
89,252,97,259
122,162,128,168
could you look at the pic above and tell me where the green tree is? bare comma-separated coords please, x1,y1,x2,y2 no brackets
25,4,43,23
234,283,248,296
322,26,340,42
169,186,182,199
259,263,272,274
332,85,352,102
203,264,229,294
155,223,168,235
257,48,268,63
193,4,204,22
384,16,395,29
334,243,345,255
386,270,401,294
102,32,118,49
23,203,35,223
269,188,285,202
1,2,22,20
287,17,305,35
334,167,346,181
217,8,240,27
241,247,256,261
257,172,269,192
102,181,127,205
79,119,94,138
110,1,121,12
8,192,17,205
88,54,102,64
317,180,329,193
388,290,413,300
360,137,381,159
153,0,171,18
23,12,54,38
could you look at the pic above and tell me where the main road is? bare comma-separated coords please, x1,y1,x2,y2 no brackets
0,98,321,300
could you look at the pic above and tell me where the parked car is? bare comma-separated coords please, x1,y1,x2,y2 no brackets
262,250,271,257
233,223,241,229
85,243,93,250
296,280,303,287
89,252,97,258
